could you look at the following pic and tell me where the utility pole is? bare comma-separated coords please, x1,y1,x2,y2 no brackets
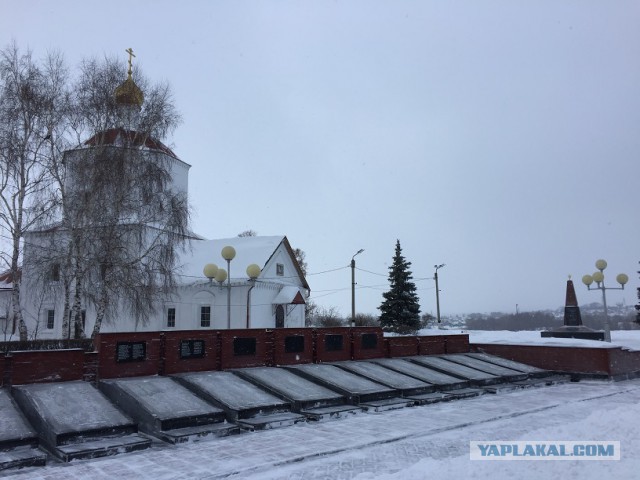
434,264,445,324
351,249,364,327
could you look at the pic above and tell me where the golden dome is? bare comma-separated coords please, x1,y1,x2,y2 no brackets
115,48,143,107
114,76,144,107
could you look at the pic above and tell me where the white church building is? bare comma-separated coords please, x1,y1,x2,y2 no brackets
12,57,309,340
17,234,309,339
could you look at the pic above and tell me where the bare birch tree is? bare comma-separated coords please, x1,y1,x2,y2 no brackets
0,44,68,340
61,56,188,338
2,45,189,340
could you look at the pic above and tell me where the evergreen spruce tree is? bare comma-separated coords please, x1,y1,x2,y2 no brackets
379,240,421,334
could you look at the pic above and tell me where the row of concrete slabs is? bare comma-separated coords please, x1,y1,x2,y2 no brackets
0,352,564,471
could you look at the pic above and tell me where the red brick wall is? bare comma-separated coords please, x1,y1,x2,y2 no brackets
607,348,640,377
417,336,446,355
273,328,314,366
416,334,469,355
95,332,162,379
0,330,512,386
314,327,352,363
442,334,470,353
352,327,385,360
0,355,5,386
162,331,219,375
6,349,85,386
471,343,612,375
219,329,272,370
386,336,419,357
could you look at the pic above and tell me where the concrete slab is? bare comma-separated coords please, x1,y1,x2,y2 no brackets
405,392,454,405
446,388,485,399
407,356,501,385
513,375,571,388
12,381,135,445
359,397,414,412
99,376,237,443
483,383,527,394
236,367,345,411
0,446,46,471
174,370,303,430
100,376,224,423
55,434,151,462
11,381,151,461
368,358,469,390
441,354,529,381
299,404,363,421
285,364,397,404
0,389,38,449
332,361,435,395
174,371,291,420
235,412,306,431
465,352,550,377
156,422,240,442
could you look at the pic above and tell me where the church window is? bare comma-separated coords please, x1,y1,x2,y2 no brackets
46,309,55,329
50,263,60,282
276,263,284,276
100,263,109,280
167,307,176,328
200,306,211,327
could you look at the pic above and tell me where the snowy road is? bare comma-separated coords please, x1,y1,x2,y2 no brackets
3,379,640,480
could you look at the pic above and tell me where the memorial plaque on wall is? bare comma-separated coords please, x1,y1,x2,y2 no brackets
361,333,378,350
180,339,206,359
284,335,305,353
116,341,147,363
234,337,257,356
324,334,343,352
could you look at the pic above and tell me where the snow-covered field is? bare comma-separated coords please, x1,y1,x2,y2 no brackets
3,330,640,479
417,328,640,351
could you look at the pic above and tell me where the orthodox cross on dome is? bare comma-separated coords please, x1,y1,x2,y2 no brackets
125,48,136,78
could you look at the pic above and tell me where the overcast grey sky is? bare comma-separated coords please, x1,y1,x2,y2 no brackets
2,0,639,317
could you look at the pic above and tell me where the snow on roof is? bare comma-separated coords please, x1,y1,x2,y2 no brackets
273,286,306,305
176,235,286,284
83,128,179,159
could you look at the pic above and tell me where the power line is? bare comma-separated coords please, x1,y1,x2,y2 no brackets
355,267,388,277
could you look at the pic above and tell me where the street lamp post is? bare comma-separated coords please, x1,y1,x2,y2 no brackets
245,264,261,328
351,249,364,327
204,259,260,330
434,264,445,325
581,259,629,342
221,246,236,329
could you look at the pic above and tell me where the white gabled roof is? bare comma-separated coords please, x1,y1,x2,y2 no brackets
273,286,306,305
176,235,285,284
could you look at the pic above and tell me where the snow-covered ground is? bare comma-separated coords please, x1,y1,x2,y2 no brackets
4,330,640,479
416,328,640,351
5,378,640,479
